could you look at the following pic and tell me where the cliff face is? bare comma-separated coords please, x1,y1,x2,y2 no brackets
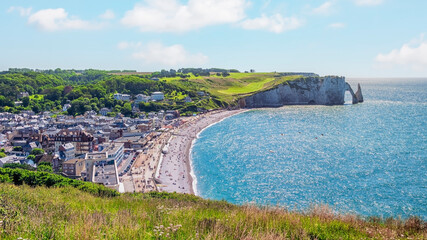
241,76,362,107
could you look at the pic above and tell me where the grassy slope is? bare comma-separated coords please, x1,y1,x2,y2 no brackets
1,184,425,240
162,73,301,104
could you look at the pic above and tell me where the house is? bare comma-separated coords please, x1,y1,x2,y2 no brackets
113,93,122,100
14,101,23,107
151,92,164,101
0,155,24,167
63,104,71,112
165,113,175,120
99,108,111,116
17,92,29,99
135,94,150,103
121,94,131,101
59,143,75,161
150,77,160,81
166,110,180,118
113,93,131,101
23,142,39,154
53,129,94,155
184,96,192,103
62,158,86,178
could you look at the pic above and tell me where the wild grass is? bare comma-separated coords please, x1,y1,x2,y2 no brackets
0,183,425,239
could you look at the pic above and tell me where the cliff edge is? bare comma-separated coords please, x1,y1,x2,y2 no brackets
240,76,363,107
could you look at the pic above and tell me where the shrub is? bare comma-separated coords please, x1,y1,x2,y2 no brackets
0,168,119,197
2,163,36,171
31,148,45,155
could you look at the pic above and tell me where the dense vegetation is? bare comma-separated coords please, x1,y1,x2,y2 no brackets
0,68,301,116
0,182,425,239
0,167,118,197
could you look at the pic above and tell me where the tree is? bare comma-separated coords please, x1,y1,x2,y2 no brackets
122,102,132,116
13,146,23,152
31,148,44,155
37,164,53,173
27,154,36,160
0,152,6,158
22,96,30,107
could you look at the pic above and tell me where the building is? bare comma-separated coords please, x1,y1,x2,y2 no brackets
121,94,131,101
53,129,94,155
86,143,124,167
93,162,119,191
114,93,131,101
63,104,71,112
151,92,164,101
184,96,192,103
85,143,124,187
62,158,85,178
17,92,29,99
99,108,111,116
135,94,150,103
58,143,75,161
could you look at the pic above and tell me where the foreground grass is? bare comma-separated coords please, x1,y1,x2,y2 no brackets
0,184,425,239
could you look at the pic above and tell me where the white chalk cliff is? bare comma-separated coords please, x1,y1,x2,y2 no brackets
240,76,363,107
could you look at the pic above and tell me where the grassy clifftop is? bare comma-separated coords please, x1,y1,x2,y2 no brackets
0,182,425,239
164,72,301,104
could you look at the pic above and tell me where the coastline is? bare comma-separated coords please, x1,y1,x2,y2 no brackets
157,109,248,195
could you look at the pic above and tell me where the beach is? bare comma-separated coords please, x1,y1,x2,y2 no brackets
156,109,247,194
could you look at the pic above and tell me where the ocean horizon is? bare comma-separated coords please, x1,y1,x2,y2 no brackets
191,78,427,220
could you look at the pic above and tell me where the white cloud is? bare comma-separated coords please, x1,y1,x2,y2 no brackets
376,35,427,70
99,10,115,20
28,8,101,31
121,0,248,32
8,6,32,16
120,41,208,66
117,41,142,50
329,22,345,28
239,14,302,33
312,1,334,15
354,0,384,6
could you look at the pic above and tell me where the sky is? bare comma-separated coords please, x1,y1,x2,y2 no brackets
1,0,427,77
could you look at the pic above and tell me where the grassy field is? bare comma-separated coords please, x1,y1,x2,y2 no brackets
0,183,425,239
165,73,301,104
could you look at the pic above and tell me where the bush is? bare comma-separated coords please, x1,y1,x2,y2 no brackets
12,146,23,152
31,148,45,155
0,168,119,197
2,163,36,171
37,164,52,173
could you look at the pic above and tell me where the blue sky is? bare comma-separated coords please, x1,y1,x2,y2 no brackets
1,0,427,77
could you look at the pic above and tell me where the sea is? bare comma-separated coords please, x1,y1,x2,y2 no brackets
191,78,427,220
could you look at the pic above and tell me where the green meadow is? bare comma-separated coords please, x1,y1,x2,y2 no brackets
0,169,425,240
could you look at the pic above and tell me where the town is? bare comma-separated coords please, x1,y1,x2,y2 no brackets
0,92,200,193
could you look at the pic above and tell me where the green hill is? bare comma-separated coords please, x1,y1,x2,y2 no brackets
0,169,425,239
162,72,300,103
0,69,302,115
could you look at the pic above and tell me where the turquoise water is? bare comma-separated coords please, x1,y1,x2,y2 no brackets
192,78,427,219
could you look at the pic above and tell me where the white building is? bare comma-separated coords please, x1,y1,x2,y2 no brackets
135,94,151,103
113,93,131,101
151,92,164,101
113,93,121,100
63,104,71,112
